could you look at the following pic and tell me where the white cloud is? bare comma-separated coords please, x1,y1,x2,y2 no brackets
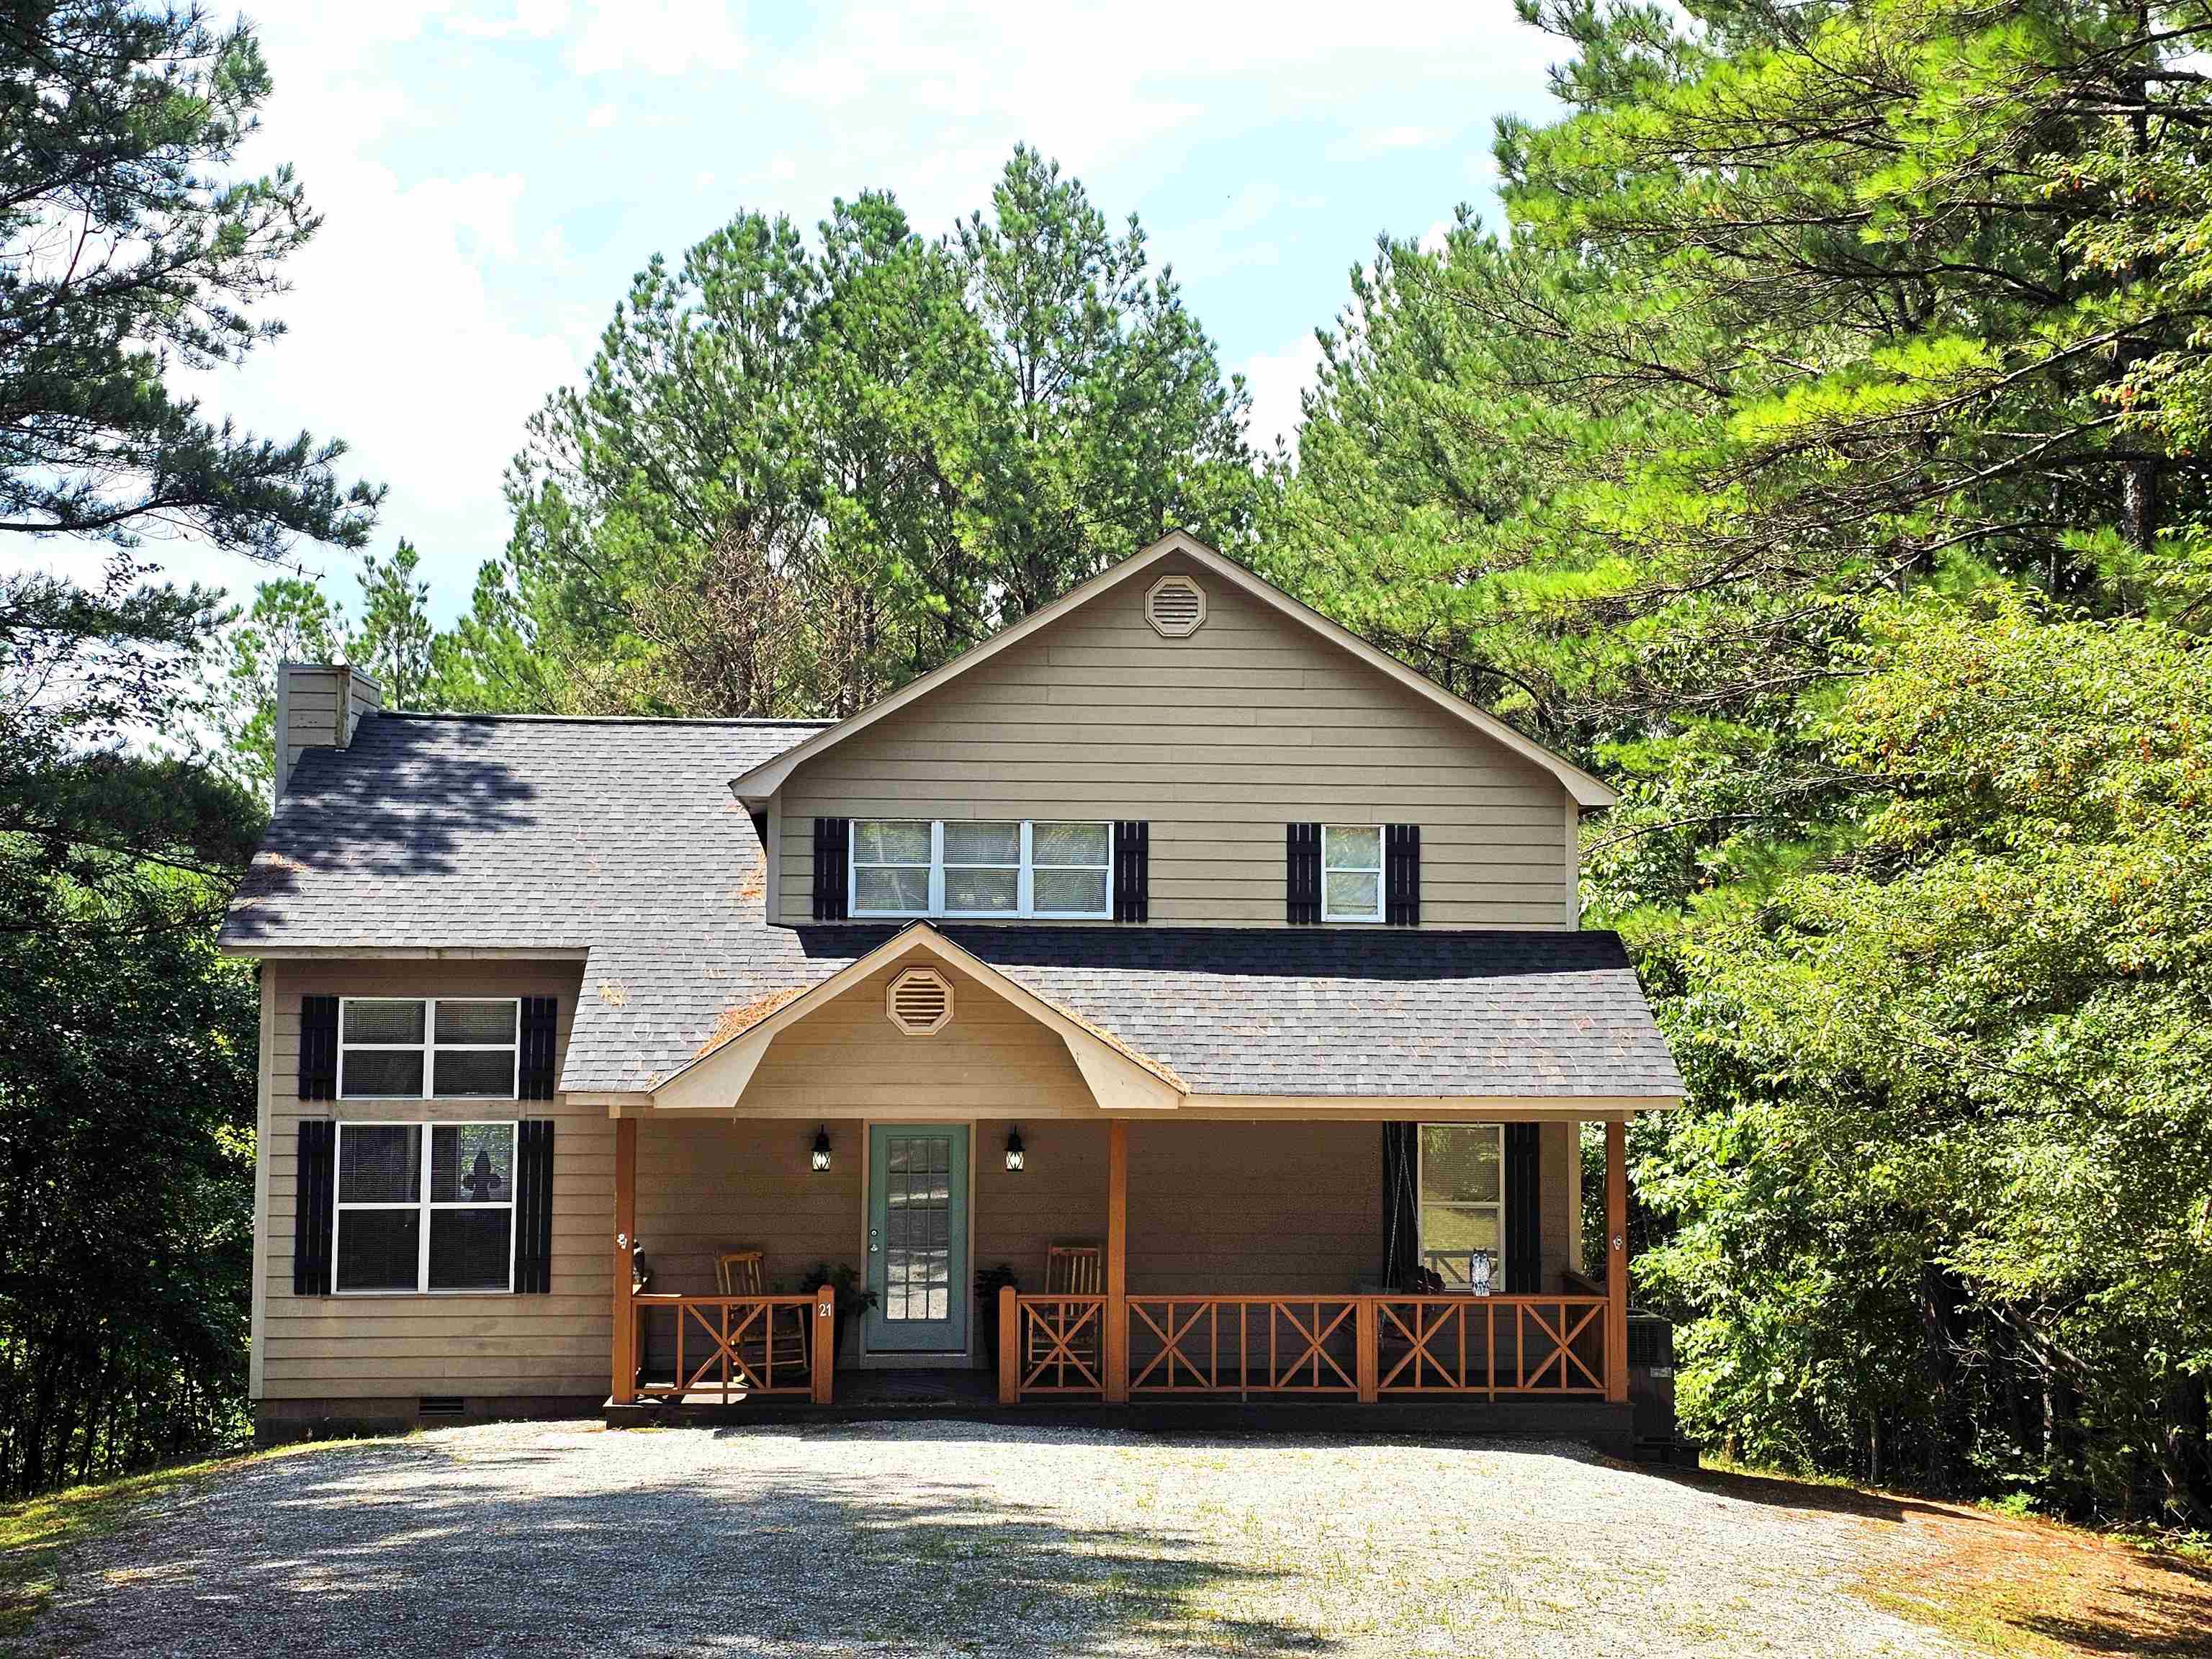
571,0,746,76
587,102,619,130
1367,124,1437,151
158,14,584,617
1239,332,1327,457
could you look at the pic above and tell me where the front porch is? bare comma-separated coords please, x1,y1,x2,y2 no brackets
602,1112,1650,1451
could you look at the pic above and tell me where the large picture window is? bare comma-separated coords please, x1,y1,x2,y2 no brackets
338,998,519,1100
333,1121,516,1293
849,820,1113,920
1418,1123,1504,1291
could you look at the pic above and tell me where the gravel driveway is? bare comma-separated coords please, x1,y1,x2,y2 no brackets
22,1420,1976,1658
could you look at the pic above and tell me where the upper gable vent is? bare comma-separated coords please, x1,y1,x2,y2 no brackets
886,966,953,1036
1144,574,1207,638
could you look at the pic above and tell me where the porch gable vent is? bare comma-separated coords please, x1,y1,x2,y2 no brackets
1144,574,1207,638
886,966,953,1035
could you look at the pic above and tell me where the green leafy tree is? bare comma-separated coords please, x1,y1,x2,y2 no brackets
210,576,345,793
212,541,439,791
354,539,434,709
0,2,374,1493
444,148,1262,717
1279,0,2212,1521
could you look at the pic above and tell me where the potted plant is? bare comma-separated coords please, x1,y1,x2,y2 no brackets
798,1262,876,1363
976,1264,1020,1370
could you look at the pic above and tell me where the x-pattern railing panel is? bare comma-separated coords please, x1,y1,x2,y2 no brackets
1019,1295,1105,1395
1126,1297,1359,1397
633,1294,817,1402
1375,1296,1606,1397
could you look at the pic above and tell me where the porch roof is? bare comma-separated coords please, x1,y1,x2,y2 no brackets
639,921,1682,1103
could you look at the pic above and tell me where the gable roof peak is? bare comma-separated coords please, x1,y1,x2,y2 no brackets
729,529,1616,809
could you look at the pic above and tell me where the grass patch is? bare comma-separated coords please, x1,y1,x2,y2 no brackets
1686,1455,2212,1659
0,1441,346,1649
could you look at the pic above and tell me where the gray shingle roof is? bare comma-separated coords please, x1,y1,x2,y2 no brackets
222,713,1682,1100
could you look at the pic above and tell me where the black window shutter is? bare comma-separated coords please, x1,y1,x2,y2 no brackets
513,1120,556,1294
1112,821,1149,922
1385,824,1421,926
520,997,559,1100
1504,1124,1542,1293
300,995,338,1100
1286,822,1321,924
811,817,850,920
295,1120,336,1295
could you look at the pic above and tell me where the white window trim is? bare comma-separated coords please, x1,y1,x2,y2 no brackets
1030,820,1116,920
1416,1122,1506,1292
331,1119,518,1296
849,819,1114,921
337,996,521,1101
1321,824,1385,924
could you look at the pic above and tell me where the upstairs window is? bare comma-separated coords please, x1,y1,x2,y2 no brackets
333,1121,516,1293
338,998,520,1099
1321,826,1384,923
849,820,1112,920
1030,822,1111,917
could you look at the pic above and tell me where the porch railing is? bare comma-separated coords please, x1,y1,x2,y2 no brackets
1128,1296,1362,1396
997,1288,1609,1404
1009,1295,1107,1395
1375,1295,1606,1397
632,1291,835,1405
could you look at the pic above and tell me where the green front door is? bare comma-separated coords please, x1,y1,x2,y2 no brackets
865,1125,970,1354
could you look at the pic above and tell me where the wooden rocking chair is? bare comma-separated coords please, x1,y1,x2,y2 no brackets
714,1249,811,1382
1029,1244,1104,1373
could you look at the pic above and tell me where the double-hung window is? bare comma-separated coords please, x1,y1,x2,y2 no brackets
943,821,1022,915
1030,822,1111,917
333,1121,517,1292
338,997,520,1099
1418,1123,1505,1292
1322,825,1384,923
849,820,1112,920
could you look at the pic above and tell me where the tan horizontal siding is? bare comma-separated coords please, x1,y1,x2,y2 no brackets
634,1118,860,1297
737,956,1101,1118
778,554,1572,927
255,959,609,1404
974,1118,1110,1286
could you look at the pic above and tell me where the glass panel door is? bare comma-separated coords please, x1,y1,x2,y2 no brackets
864,1125,970,1354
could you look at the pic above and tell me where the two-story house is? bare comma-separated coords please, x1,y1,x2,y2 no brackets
221,531,1683,1452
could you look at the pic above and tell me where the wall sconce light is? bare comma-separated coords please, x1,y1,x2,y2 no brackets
811,1126,832,1172
1004,1125,1025,1172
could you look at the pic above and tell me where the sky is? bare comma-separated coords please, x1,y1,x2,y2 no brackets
86,1,1565,627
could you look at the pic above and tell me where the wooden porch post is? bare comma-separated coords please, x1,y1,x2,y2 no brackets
1604,1117,1629,1405
811,1282,836,1405
1356,1298,1379,1403
611,1115,637,1405
1105,1118,1128,1403
997,1283,1019,1405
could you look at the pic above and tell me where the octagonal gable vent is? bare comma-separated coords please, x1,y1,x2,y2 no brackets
1145,574,1207,638
886,966,953,1035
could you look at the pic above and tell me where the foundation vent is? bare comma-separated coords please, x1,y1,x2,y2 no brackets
1144,574,1207,638
418,1395,466,1418
886,966,953,1036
